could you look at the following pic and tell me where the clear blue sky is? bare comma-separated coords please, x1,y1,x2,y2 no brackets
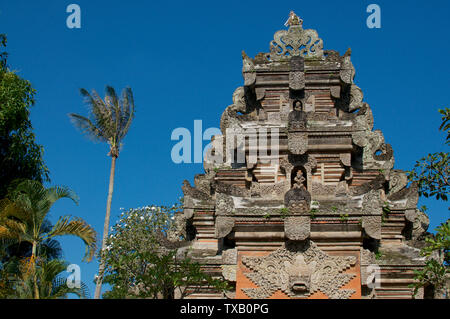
1,0,449,298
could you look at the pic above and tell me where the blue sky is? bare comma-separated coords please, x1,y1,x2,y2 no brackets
1,0,449,298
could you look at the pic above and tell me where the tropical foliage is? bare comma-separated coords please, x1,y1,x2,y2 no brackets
411,220,450,298
0,34,49,199
0,180,97,298
99,204,229,299
408,108,450,298
408,108,449,201
69,86,135,298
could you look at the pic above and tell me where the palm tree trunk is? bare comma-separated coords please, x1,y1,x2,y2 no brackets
94,155,117,299
32,241,39,299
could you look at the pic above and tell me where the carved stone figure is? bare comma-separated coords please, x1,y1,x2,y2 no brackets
175,12,429,300
241,241,356,298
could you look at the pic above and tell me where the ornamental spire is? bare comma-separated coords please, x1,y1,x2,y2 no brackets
284,10,303,27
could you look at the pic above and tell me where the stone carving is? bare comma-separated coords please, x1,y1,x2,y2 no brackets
340,48,355,84
330,86,341,99
340,153,351,167
241,241,356,298
182,180,211,201
289,56,305,90
288,108,308,130
175,13,429,299
289,71,305,90
388,170,408,195
222,265,237,282
405,209,417,223
285,216,310,241
284,171,311,213
360,248,376,265
215,216,235,238
353,103,374,131
412,209,430,239
362,215,382,240
220,87,247,134
311,182,337,197
167,211,187,241
250,180,290,199
222,248,238,265
215,193,235,215
324,50,341,63
242,51,256,86
215,181,250,197
288,132,308,154
361,190,382,216
388,182,419,209
348,84,363,112
269,13,323,60
350,174,385,196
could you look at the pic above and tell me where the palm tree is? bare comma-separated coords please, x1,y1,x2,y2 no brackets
15,259,90,299
69,86,135,299
0,180,97,299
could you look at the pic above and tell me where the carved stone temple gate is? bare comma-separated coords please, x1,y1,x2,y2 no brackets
170,12,429,299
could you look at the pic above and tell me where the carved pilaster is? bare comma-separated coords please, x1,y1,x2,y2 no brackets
285,216,310,241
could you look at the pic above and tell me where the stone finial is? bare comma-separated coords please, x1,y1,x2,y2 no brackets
271,12,323,59
284,11,303,27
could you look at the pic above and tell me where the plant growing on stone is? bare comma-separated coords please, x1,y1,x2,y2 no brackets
69,86,135,299
99,205,228,299
310,208,317,220
279,207,289,219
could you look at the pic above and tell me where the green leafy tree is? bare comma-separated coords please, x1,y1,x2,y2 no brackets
0,180,97,299
408,108,449,201
411,220,449,298
69,86,135,299
100,205,229,299
0,34,49,199
408,108,450,298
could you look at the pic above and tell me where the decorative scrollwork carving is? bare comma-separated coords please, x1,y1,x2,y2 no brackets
288,132,308,155
215,193,235,215
241,241,356,299
285,216,310,241
389,170,408,195
269,23,324,60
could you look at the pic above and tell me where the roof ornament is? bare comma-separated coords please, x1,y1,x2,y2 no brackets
284,10,303,27
270,11,324,60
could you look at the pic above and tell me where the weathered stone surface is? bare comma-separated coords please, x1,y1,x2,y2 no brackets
284,216,310,241
241,241,356,299
175,12,428,299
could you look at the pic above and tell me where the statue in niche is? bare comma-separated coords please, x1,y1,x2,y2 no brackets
293,170,306,189
288,100,307,130
285,168,311,213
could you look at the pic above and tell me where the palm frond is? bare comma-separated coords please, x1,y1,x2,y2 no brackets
69,113,108,143
71,86,135,157
47,216,97,262
45,185,79,207
50,276,90,299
